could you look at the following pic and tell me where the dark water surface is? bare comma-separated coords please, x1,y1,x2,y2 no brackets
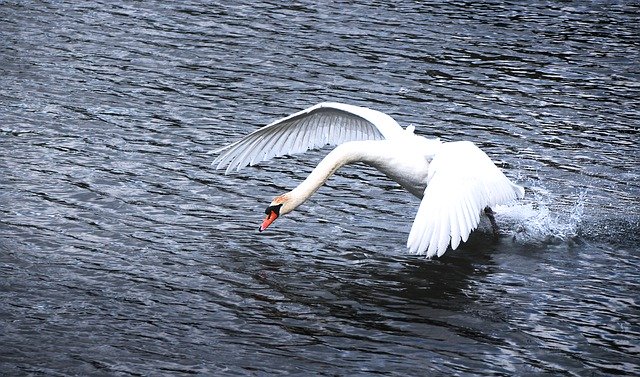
1,1,639,376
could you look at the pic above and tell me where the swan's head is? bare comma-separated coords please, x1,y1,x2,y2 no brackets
259,194,293,232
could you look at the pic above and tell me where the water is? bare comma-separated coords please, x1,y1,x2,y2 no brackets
1,1,639,375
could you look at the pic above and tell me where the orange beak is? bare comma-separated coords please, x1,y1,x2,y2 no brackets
259,210,278,232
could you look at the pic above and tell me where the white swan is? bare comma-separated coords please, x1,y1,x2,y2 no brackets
212,102,524,258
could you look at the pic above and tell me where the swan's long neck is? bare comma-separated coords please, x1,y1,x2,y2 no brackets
284,143,365,212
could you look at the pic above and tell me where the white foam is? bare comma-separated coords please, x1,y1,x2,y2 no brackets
493,186,585,244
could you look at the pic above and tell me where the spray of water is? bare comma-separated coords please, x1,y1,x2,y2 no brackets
494,185,586,245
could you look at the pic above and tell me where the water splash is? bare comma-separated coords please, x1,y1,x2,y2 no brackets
494,186,585,245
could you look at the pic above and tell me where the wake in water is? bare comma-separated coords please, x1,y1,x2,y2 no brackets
493,185,585,245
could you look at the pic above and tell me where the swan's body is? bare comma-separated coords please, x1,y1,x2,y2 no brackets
213,102,524,258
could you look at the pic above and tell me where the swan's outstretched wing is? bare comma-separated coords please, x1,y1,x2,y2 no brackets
407,141,524,258
212,102,404,173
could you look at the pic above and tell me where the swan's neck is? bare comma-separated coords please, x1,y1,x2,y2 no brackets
285,143,365,212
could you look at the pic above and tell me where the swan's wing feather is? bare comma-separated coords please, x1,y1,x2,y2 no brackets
212,102,403,173
407,141,524,258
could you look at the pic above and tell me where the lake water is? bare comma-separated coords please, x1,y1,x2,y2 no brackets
1,1,639,376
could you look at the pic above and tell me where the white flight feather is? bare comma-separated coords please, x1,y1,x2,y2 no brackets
407,141,524,257
212,102,404,173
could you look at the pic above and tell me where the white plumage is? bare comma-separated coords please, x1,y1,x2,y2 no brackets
213,102,524,258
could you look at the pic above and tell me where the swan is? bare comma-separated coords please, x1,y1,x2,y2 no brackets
212,102,524,258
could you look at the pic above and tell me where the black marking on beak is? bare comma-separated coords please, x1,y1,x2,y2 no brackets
264,204,282,216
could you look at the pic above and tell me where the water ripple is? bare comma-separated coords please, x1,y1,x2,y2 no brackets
1,1,638,375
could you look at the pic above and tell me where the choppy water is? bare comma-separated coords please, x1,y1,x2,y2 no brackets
1,1,639,376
